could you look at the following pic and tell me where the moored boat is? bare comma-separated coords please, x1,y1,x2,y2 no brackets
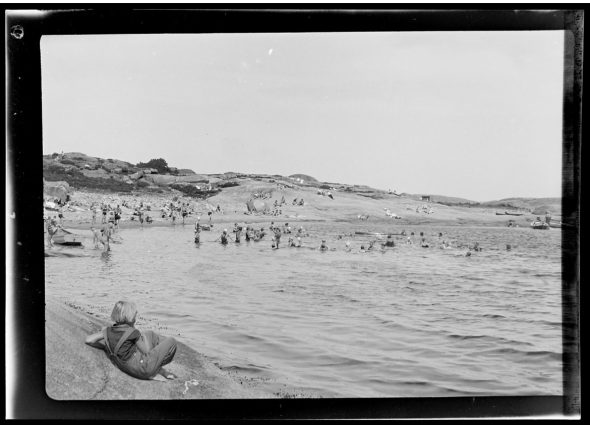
530,221,550,230
52,228,83,246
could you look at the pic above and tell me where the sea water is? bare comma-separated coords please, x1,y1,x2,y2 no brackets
45,222,562,397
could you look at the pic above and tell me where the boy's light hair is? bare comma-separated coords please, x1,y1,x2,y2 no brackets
110,300,137,325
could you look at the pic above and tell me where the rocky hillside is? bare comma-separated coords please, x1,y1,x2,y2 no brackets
43,152,560,219
43,152,397,200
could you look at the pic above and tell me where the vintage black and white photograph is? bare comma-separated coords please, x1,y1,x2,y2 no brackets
6,8,581,419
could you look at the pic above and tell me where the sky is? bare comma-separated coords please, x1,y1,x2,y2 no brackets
41,31,564,202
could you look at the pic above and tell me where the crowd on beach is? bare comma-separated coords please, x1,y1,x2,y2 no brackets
44,189,511,257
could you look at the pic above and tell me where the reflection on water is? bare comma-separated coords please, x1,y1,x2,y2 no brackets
45,223,562,397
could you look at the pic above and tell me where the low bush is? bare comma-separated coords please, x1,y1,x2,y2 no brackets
217,181,239,188
170,183,220,199
44,166,134,192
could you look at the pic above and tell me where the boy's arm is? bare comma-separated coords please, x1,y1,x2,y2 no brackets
85,328,106,349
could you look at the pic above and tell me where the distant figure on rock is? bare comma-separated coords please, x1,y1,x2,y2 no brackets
85,300,178,381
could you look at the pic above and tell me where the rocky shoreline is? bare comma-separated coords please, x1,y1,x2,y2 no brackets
45,296,281,399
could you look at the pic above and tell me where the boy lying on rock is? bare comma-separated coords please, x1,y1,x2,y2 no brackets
85,300,178,381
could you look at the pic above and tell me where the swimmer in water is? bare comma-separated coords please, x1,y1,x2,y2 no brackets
235,226,242,243
382,234,395,248
319,240,329,251
219,229,229,245
420,237,429,248
344,241,352,252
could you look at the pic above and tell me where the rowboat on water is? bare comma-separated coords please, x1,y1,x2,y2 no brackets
530,221,550,230
505,211,524,216
355,231,405,236
52,228,83,246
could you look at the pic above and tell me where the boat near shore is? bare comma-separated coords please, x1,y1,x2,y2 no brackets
355,231,405,236
530,221,550,230
53,228,83,246
496,211,524,216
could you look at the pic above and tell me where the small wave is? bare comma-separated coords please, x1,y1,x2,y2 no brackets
400,380,430,386
448,334,488,340
481,347,562,361
481,314,506,319
218,364,266,374
320,357,367,367
447,333,535,347
525,350,563,361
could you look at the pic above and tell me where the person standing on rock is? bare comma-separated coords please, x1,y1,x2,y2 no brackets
85,300,178,381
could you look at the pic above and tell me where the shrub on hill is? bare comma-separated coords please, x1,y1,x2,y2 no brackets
170,183,220,199
289,174,318,183
44,166,134,192
217,181,240,188
137,158,170,174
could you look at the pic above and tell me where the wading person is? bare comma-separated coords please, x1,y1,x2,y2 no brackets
272,227,281,249
85,300,178,381
219,229,230,245
46,216,59,248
